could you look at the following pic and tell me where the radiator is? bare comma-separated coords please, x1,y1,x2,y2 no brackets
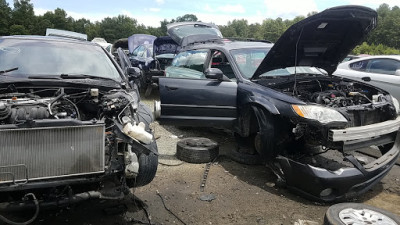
0,124,105,184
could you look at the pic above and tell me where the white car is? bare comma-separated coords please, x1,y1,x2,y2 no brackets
334,55,400,100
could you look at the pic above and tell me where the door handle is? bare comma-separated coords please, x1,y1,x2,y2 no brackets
165,86,178,91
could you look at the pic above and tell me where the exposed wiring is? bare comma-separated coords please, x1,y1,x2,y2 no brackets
156,191,187,225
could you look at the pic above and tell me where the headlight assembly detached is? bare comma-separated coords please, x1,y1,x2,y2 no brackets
292,105,348,124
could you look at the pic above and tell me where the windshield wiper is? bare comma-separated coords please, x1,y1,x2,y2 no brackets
60,74,120,83
0,67,18,75
28,74,120,83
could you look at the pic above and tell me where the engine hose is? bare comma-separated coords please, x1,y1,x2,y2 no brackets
0,193,39,225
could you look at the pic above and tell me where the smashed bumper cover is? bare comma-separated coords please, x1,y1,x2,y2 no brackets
277,132,400,202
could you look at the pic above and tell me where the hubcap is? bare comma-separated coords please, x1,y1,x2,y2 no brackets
339,208,397,225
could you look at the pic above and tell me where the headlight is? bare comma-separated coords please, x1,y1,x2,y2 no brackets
292,105,347,124
391,95,400,114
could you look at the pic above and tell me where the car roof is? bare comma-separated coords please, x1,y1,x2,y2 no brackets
340,55,400,65
183,40,273,51
1,35,99,46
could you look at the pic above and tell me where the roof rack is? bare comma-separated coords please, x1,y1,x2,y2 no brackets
225,37,272,43
45,28,87,41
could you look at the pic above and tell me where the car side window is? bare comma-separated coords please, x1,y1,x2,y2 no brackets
349,60,368,71
210,50,236,80
366,59,400,75
131,46,141,56
167,49,208,79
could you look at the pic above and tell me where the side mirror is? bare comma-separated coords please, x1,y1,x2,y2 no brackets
361,76,371,82
126,67,141,79
395,69,400,76
205,68,223,81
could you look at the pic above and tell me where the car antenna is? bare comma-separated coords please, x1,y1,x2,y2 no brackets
293,27,304,96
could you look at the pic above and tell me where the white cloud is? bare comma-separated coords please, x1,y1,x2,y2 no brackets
156,0,165,5
263,0,318,19
149,8,161,12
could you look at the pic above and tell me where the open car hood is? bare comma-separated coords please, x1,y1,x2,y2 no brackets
167,22,223,47
127,34,156,54
252,5,377,79
153,36,180,56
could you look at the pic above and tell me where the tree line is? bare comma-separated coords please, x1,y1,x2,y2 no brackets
1,0,399,54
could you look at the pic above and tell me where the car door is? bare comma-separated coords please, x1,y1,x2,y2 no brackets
158,49,237,128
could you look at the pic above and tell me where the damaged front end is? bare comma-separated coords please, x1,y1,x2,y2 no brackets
0,86,157,213
258,75,400,201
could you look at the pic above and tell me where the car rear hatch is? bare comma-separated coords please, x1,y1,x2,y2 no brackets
167,22,223,47
127,34,156,54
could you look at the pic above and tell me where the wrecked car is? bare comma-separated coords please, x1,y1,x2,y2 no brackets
129,35,180,96
155,6,400,202
0,34,158,221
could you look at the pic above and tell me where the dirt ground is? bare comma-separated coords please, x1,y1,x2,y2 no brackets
10,91,400,225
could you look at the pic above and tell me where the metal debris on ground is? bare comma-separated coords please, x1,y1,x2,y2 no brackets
200,162,212,192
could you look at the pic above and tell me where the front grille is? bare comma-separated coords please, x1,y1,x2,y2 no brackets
0,124,105,184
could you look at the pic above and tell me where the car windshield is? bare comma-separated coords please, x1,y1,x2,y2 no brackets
259,66,326,77
0,38,122,81
230,48,270,78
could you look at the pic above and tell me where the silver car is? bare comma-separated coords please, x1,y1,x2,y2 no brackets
334,55,400,100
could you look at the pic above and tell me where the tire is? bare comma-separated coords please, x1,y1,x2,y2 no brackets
126,141,158,188
126,102,158,188
324,203,400,225
176,137,219,164
227,148,263,165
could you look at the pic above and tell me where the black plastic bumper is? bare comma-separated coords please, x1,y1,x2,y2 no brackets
277,132,400,202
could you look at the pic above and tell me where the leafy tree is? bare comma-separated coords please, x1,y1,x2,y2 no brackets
0,0,12,35
175,14,198,22
11,0,35,34
9,24,28,35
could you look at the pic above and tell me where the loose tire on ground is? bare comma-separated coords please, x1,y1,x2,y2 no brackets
176,137,219,164
228,148,263,165
324,203,400,225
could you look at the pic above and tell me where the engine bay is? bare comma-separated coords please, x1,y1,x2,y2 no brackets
259,76,392,108
0,87,138,125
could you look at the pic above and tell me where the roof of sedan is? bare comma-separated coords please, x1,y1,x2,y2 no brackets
184,39,273,51
1,35,97,46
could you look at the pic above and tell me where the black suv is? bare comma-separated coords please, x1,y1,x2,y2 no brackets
0,33,158,218
155,6,400,201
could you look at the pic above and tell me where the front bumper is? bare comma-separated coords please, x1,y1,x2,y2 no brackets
277,132,400,202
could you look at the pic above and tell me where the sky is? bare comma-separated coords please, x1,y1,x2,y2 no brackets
5,0,400,27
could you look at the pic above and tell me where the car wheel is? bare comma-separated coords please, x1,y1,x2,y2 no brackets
127,141,159,188
324,203,400,225
228,147,263,165
176,137,219,163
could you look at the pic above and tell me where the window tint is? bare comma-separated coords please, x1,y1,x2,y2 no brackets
349,60,368,71
367,59,400,75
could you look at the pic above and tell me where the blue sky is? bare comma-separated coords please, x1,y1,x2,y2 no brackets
5,0,400,27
